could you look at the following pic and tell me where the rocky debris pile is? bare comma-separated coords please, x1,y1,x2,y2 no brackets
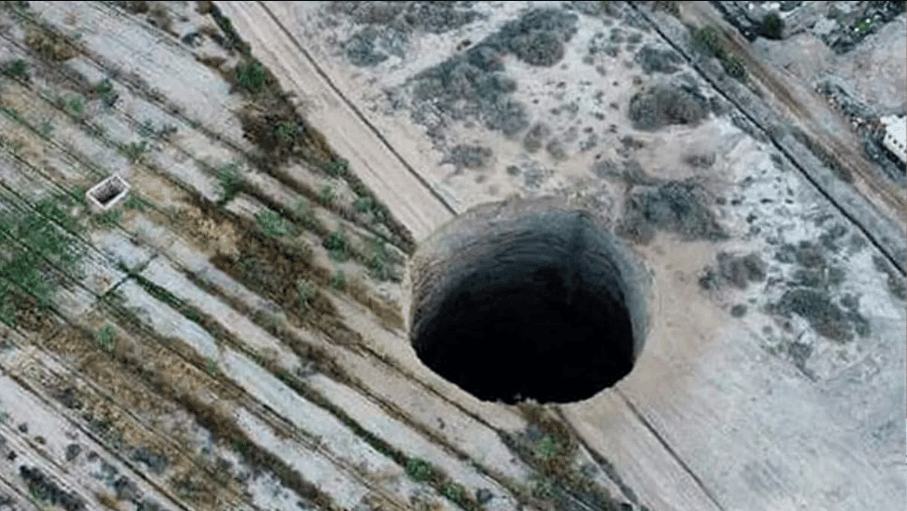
627,83,710,131
711,1,800,41
818,1,906,54
712,1,906,53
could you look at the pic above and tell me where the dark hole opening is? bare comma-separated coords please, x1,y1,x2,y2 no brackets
410,206,641,404
91,181,125,205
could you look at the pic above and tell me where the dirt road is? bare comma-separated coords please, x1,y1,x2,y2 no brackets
216,2,455,243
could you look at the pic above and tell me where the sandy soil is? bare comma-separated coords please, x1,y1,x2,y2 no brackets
223,2,906,510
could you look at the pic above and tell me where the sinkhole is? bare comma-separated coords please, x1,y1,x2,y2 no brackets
408,198,650,404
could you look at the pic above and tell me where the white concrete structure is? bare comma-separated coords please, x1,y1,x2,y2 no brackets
86,174,130,213
880,114,906,165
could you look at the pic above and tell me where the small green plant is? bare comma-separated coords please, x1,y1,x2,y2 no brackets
324,158,349,178
94,78,117,106
123,195,149,211
205,357,220,377
368,239,390,280
2,59,28,79
94,78,114,96
93,209,122,228
529,474,558,499
329,270,346,291
138,118,156,139
121,140,149,162
94,324,116,353
353,196,374,213
37,117,54,137
760,12,784,39
216,161,243,205
65,94,86,117
440,481,467,504
231,439,250,458
236,59,266,92
318,185,336,206
721,54,746,81
323,231,349,261
274,121,299,143
296,279,316,311
535,434,563,460
28,485,51,505
853,17,874,34
255,208,290,238
405,457,437,483
691,25,722,58
294,200,318,230
0,198,84,324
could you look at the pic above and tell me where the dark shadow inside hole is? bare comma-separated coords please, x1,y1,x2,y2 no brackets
411,211,638,404
91,182,124,205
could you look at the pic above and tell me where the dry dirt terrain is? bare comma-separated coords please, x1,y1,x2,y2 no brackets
0,2,903,511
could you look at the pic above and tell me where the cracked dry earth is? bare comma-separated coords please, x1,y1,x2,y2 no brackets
0,2,904,511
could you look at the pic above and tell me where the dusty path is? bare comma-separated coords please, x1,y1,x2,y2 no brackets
216,2,455,243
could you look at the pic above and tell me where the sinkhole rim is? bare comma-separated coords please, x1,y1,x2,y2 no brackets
406,196,652,404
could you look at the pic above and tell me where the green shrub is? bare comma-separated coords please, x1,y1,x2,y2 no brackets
121,140,149,162
205,357,220,377
216,162,243,205
93,209,122,228
275,121,299,143
368,240,390,280
405,458,437,483
440,481,467,504
691,25,722,58
2,59,28,79
329,270,346,291
760,12,784,39
721,54,746,81
294,200,319,230
324,158,349,177
65,94,86,117
318,185,336,206
255,209,289,238
0,199,85,324
323,231,349,261
353,196,374,213
296,280,316,310
94,324,116,353
236,59,266,92
94,78,117,106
